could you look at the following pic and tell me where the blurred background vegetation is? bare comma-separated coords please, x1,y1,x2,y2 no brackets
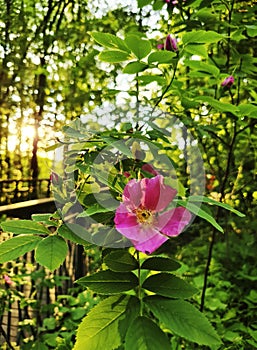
0,0,257,348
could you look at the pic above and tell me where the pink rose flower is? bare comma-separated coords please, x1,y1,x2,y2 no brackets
114,175,191,254
221,75,234,88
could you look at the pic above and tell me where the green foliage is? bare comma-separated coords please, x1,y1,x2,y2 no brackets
76,270,138,295
74,295,140,350
103,250,139,272
1,0,256,349
125,316,171,350
145,296,222,346
0,234,42,263
35,235,68,271
142,272,198,298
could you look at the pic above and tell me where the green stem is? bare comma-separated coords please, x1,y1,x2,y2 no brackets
136,250,143,316
152,58,179,115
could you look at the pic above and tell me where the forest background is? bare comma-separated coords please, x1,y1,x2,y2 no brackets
0,0,257,349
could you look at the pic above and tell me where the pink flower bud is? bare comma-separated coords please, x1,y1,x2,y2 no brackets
221,75,234,88
4,275,13,285
50,172,59,184
123,172,131,178
142,164,159,176
164,34,178,52
157,43,164,50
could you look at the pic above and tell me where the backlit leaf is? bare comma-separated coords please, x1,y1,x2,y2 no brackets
35,235,68,271
91,32,129,52
1,220,50,235
99,50,131,63
176,199,224,233
74,295,140,350
76,269,138,294
145,296,222,346
0,235,42,263
142,273,198,298
125,316,170,350
148,50,176,64
182,30,224,45
125,35,152,60
123,61,148,74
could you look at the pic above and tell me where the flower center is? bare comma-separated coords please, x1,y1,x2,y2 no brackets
135,208,154,225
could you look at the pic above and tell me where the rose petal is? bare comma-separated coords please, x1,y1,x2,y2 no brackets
143,175,177,212
122,179,143,209
157,207,191,237
132,232,168,254
115,209,167,253
114,203,138,229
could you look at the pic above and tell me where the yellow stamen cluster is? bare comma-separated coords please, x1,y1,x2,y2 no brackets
135,208,154,225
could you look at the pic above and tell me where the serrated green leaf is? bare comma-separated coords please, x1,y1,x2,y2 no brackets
245,25,257,37
91,32,129,52
0,235,42,263
125,35,152,60
145,296,222,346
99,50,131,63
74,295,140,350
137,75,166,85
31,214,58,227
176,199,224,233
141,256,181,271
182,30,224,45
184,44,208,58
148,50,176,64
184,59,220,77
35,235,68,271
57,224,92,246
142,273,198,298
238,103,257,118
195,96,239,115
189,195,245,217
1,220,50,235
76,270,138,294
125,316,170,350
102,136,133,157
104,250,139,272
123,61,148,74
